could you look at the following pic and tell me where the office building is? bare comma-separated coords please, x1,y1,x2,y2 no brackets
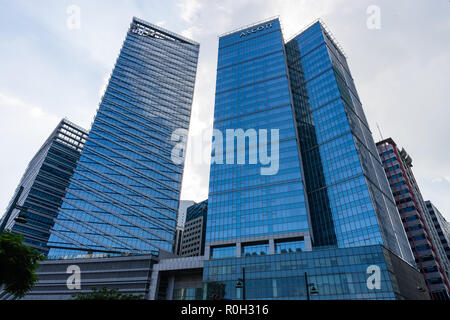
377,138,450,299
180,200,208,257
173,200,195,255
173,227,184,256
177,200,196,229
203,18,421,300
0,119,87,255
0,254,158,301
46,17,200,258
426,201,450,264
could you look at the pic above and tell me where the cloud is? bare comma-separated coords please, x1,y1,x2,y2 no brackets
177,0,203,23
0,92,61,215
1,0,449,222
156,20,167,27
0,93,59,123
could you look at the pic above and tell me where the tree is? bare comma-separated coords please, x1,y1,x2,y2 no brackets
0,232,44,298
72,287,144,300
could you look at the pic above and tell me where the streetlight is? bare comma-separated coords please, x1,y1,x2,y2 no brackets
236,267,246,300
305,272,319,300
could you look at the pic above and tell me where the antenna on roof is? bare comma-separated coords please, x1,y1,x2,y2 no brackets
376,123,384,141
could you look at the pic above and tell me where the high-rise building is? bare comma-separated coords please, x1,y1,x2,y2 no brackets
203,18,423,300
426,201,450,264
377,138,450,299
177,200,195,229
0,119,87,255
180,200,208,257
173,200,195,255
46,17,200,259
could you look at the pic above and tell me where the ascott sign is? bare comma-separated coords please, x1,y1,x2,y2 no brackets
240,22,273,37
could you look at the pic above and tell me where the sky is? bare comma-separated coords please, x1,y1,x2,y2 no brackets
0,0,449,221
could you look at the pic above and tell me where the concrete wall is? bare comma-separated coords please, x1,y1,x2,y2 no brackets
0,255,157,300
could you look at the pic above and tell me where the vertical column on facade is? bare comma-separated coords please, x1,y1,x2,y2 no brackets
148,269,160,300
165,276,175,300
304,234,313,251
204,245,211,259
269,239,275,255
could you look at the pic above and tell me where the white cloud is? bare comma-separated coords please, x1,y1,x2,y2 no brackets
177,0,203,23
156,20,167,27
0,93,59,123
1,0,449,221
0,92,61,216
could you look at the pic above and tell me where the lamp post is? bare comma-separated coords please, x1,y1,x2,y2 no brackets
236,267,246,300
305,272,319,300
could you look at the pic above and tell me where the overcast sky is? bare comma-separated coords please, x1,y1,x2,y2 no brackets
0,0,449,221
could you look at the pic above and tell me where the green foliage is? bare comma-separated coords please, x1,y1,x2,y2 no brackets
72,287,144,300
0,232,45,298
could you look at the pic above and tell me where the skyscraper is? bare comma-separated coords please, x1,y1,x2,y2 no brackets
206,18,312,259
426,201,450,264
206,17,413,264
377,138,450,299
180,200,208,257
46,17,200,258
203,18,424,300
0,119,87,255
286,23,412,261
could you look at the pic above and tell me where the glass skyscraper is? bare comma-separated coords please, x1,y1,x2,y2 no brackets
203,18,421,300
285,22,412,260
46,17,199,258
207,18,312,259
0,119,87,255
206,18,412,263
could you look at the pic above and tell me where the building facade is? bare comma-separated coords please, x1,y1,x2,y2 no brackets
426,201,450,264
204,245,428,300
180,200,208,257
377,138,450,299
0,119,87,255
206,18,313,261
0,254,157,300
177,200,196,229
173,227,184,256
285,22,412,260
46,17,200,259
201,18,421,300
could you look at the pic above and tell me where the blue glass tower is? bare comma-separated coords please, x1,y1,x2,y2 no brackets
206,19,312,258
203,18,421,300
0,119,87,255
47,17,199,258
286,22,413,261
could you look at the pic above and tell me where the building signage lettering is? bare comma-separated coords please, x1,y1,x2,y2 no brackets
240,22,273,37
